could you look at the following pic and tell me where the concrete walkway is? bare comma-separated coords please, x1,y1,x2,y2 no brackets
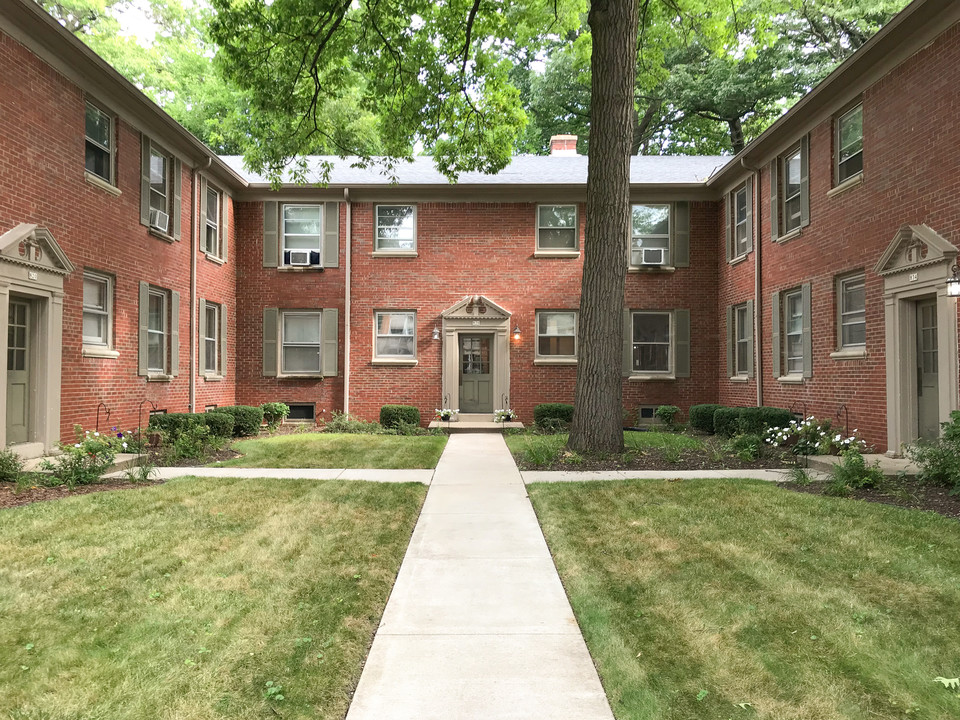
344,433,614,720
106,466,435,483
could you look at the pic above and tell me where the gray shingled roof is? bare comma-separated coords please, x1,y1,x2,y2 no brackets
219,154,728,186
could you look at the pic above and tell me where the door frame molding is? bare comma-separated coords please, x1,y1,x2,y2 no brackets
440,296,511,415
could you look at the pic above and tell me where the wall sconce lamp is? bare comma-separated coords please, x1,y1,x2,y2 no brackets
432,326,441,341
513,326,522,341
948,265,960,297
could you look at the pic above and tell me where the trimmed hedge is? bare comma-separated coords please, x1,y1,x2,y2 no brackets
148,412,235,439
713,408,742,437
215,405,264,436
380,405,420,429
689,404,722,434
713,405,794,437
534,403,575,428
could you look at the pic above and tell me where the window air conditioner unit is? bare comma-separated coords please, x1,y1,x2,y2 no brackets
288,250,312,266
641,247,666,265
149,208,169,233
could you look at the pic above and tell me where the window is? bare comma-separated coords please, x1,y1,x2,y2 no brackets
771,137,809,240
837,273,865,349
536,205,578,251
375,205,416,252
630,312,671,373
536,311,577,358
138,282,179,377
84,102,114,184
200,300,225,376
836,104,863,185
374,311,416,358
147,289,167,374
282,311,322,374
263,307,338,377
729,302,754,378
727,179,753,260
282,205,322,266
784,290,804,375
204,185,220,256
782,145,802,235
631,204,670,266
140,136,181,238
149,149,169,219
624,309,690,379
286,403,316,422
82,271,112,348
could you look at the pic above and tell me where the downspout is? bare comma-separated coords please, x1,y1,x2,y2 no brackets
343,188,352,415
189,156,212,413
741,157,763,407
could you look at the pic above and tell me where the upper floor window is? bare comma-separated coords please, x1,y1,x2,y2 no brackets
536,311,577,359
376,205,416,252
282,205,322,266
836,104,863,185
374,311,416,359
837,273,865,349
629,203,690,268
84,102,114,185
536,205,578,252
770,137,809,241
262,201,340,270
727,179,753,261
140,136,181,239
782,145,802,235
204,185,220,256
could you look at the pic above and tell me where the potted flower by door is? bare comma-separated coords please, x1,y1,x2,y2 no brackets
494,408,516,423
435,408,459,422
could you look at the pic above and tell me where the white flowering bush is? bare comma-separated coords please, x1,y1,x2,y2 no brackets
434,408,458,421
764,416,866,456
494,409,516,423
40,426,120,488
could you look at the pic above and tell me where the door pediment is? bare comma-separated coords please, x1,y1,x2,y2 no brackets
441,295,512,321
874,224,957,277
0,224,75,277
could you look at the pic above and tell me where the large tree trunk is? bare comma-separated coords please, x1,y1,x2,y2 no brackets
728,116,745,154
568,0,638,454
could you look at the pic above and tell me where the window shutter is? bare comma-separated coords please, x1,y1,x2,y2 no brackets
745,176,754,253
263,201,278,268
220,304,228,377
771,291,781,378
140,136,151,227
746,299,755,378
323,202,340,268
198,177,208,251
622,309,634,377
222,190,231,262
198,298,207,374
263,308,278,377
673,201,690,267
802,282,812,378
674,309,690,378
170,291,180,376
725,193,732,261
726,305,734,377
769,159,779,241
172,158,182,240
799,135,810,229
322,308,339,376
138,281,149,375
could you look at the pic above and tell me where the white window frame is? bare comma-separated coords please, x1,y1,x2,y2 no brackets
374,311,417,360
781,144,803,235
733,184,749,258
837,273,866,351
375,205,417,253
147,288,168,375
82,271,114,352
630,311,673,375
836,103,863,186
204,184,221,257
281,204,323,266
84,101,114,186
630,204,671,267
149,147,170,217
535,204,579,253
281,310,322,375
783,288,804,376
203,302,220,375
734,303,750,377
535,310,578,360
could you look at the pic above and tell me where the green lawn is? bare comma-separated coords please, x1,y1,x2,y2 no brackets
215,433,448,469
0,476,426,719
528,478,960,720
506,430,704,465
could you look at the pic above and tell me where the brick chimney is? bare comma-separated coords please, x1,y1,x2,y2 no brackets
549,134,579,156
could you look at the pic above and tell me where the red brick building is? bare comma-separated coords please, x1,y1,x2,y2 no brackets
1,0,958,456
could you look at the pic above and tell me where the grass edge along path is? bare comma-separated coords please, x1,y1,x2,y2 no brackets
215,433,448,469
505,431,703,466
0,475,427,720
528,477,960,720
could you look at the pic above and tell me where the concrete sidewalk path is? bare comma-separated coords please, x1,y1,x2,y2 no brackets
345,433,614,720
105,467,435,483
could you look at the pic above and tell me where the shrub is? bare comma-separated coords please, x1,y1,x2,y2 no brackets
261,402,290,430
534,403,574,430
168,424,213,462
689,404,722,434
825,447,884,496
713,407,741,437
202,412,235,438
149,412,234,440
323,411,383,434
724,433,763,462
906,410,960,493
757,406,793,432
0,448,25,483
41,430,117,489
380,405,421,429
765,416,866,456
216,406,264,436
654,405,680,429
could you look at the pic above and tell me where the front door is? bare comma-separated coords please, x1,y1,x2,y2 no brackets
6,299,30,445
917,298,939,440
459,334,493,413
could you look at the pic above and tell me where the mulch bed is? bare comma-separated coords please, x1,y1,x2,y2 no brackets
516,445,796,473
0,478,166,511
779,477,960,520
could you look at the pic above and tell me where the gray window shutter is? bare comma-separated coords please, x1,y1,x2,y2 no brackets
802,282,812,378
198,298,207,374
799,135,810,229
674,309,690,378
140,136,151,227
222,190,230,263
170,291,180,376
745,176,754,253
263,308,278,377
673,202,689,267
322,308,339,376
198,178,208,251
726,305,734,377
172,158,182,240
725,193,732,261
622,309,634,377
771,291,781,378
746,299,755,378
769,159,779,242
138,281,149,375
323,202,340,268
263,201,278,268
220,304,228,377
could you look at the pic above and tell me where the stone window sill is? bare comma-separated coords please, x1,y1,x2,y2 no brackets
146,373,173,382
628,265,676,274
204,252,225,265
627,374,675,382
729,375,750,383
372,250,418,258
370,359,418,366
149,228,176,243
775,227,802,245
276,373,324,379
830,348,867,360
202,374,224,382
728,253,749,266
84,171,120,196
82,345,119,359
777,374,805,384
534,357,577,365
534,250,580,258
826,173,864,199
278,266,324,273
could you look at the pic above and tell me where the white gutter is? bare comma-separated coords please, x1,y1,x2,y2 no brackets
189,157,212,412
343,187,352,414
741,157,763,407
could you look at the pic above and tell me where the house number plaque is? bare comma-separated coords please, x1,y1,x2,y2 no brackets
28,271,38,281
909,272,918,282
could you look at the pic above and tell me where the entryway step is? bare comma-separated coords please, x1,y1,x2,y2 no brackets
429,414,524,433
803,453,919,479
